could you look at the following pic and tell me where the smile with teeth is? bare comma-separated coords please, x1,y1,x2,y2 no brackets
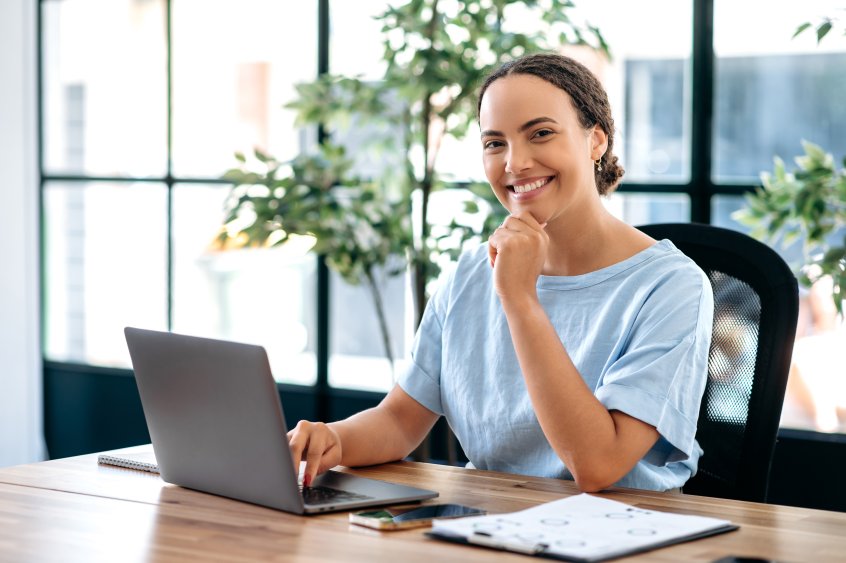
509,176,554,194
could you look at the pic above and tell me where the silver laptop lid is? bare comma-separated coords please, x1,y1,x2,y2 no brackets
125,327,306,513
124,327,438,514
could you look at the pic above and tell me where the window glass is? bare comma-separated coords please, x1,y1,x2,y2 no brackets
327,0,410,391
171,184,318,385
571,0,692,184
605,192,691,226
327,1,407,184
329,1,692,185
171,0,317,178
714,195,846,434
329,269,412,392
42,0,167,177
43,182,168,367
436,0,694,184
329,0,392,80
713,0,846,182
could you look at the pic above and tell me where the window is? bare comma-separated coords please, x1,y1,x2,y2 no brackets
713,0,846,183
40,0,846,434
712,0,846,433
42,0,167,177
41,0,318,384
326,0,412,391
43,181,168,365
569,0,693,185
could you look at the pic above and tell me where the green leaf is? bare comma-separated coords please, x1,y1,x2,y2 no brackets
816,20,833,42
801,140,827,163
253,147,272,163
793,22,812,38
821,246,846,264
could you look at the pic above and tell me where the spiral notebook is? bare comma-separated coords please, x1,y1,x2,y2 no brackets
427,493,738,562
97,452,160,474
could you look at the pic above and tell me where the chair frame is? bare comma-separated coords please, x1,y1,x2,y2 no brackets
638,223,799,502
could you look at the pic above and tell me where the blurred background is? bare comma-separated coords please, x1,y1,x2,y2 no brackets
2,0,844,510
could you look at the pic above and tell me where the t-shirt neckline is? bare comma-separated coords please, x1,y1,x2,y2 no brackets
537,239,676,290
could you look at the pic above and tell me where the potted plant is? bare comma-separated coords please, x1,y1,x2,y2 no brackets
734,15,846,315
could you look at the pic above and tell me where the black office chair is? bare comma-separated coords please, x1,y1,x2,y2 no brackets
637,223,799,503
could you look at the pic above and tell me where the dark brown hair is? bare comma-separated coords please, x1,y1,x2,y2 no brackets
477,53,624,195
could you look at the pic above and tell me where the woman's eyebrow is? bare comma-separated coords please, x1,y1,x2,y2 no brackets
480,116,559,138
519,116,558,132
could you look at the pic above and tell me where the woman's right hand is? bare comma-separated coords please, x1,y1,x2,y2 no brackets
287,420,342,487
488,212,548,301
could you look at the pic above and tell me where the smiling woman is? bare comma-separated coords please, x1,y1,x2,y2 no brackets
477,56,650,278
286,53,715,495
478,54,625,198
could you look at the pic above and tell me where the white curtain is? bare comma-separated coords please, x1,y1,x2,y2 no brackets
0,0,46,467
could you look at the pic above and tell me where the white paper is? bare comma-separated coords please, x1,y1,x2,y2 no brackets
431,493,733,560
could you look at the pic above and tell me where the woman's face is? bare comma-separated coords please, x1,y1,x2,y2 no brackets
478,73,607,226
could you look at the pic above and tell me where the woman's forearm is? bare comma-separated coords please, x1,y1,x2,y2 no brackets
329,386,438,468
501,295,657,490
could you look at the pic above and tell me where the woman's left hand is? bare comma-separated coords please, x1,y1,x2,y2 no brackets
487,212,548,301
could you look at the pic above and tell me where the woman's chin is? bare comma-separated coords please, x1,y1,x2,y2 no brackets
499,199,551,226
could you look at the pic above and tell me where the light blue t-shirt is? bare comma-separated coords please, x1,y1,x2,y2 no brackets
398,240,714,491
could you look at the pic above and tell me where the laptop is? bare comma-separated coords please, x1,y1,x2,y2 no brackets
124,327,438,514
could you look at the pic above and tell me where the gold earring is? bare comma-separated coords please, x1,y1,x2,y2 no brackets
594,158,602,172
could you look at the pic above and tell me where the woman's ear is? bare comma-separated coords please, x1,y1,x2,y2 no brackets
590,125,608,159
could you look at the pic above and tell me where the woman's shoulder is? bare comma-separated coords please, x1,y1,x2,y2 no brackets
646,240,709,284
638,240,714,319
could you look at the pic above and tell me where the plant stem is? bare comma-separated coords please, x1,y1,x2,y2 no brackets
412,0,441,329
364,266,395,375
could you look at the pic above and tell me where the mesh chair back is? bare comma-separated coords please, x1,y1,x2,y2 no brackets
637,223,799,502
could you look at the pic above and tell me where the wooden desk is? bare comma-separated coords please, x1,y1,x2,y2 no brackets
1,446,844,562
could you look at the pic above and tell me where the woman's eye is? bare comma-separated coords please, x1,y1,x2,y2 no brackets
533,129,553,139
484,140,504,150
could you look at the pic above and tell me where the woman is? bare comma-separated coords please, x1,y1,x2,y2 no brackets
288,53,713,493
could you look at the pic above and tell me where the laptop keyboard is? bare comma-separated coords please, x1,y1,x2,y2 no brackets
299,484,374,506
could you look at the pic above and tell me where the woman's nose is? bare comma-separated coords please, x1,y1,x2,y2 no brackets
505,144,533,175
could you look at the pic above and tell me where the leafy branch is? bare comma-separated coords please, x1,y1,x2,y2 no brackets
734,141,846,314
217,143,412,367
285,0,609,326
216,1,610,367
793,10,846,44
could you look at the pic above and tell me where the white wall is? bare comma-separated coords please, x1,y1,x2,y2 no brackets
0,0,46,466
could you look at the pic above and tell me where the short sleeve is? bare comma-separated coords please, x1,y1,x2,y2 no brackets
397,281,449,416
595,267,713,466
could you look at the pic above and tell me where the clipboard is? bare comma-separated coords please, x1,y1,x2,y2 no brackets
426,493,739,562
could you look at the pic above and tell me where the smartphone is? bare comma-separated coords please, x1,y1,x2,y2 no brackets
349,503,486,530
